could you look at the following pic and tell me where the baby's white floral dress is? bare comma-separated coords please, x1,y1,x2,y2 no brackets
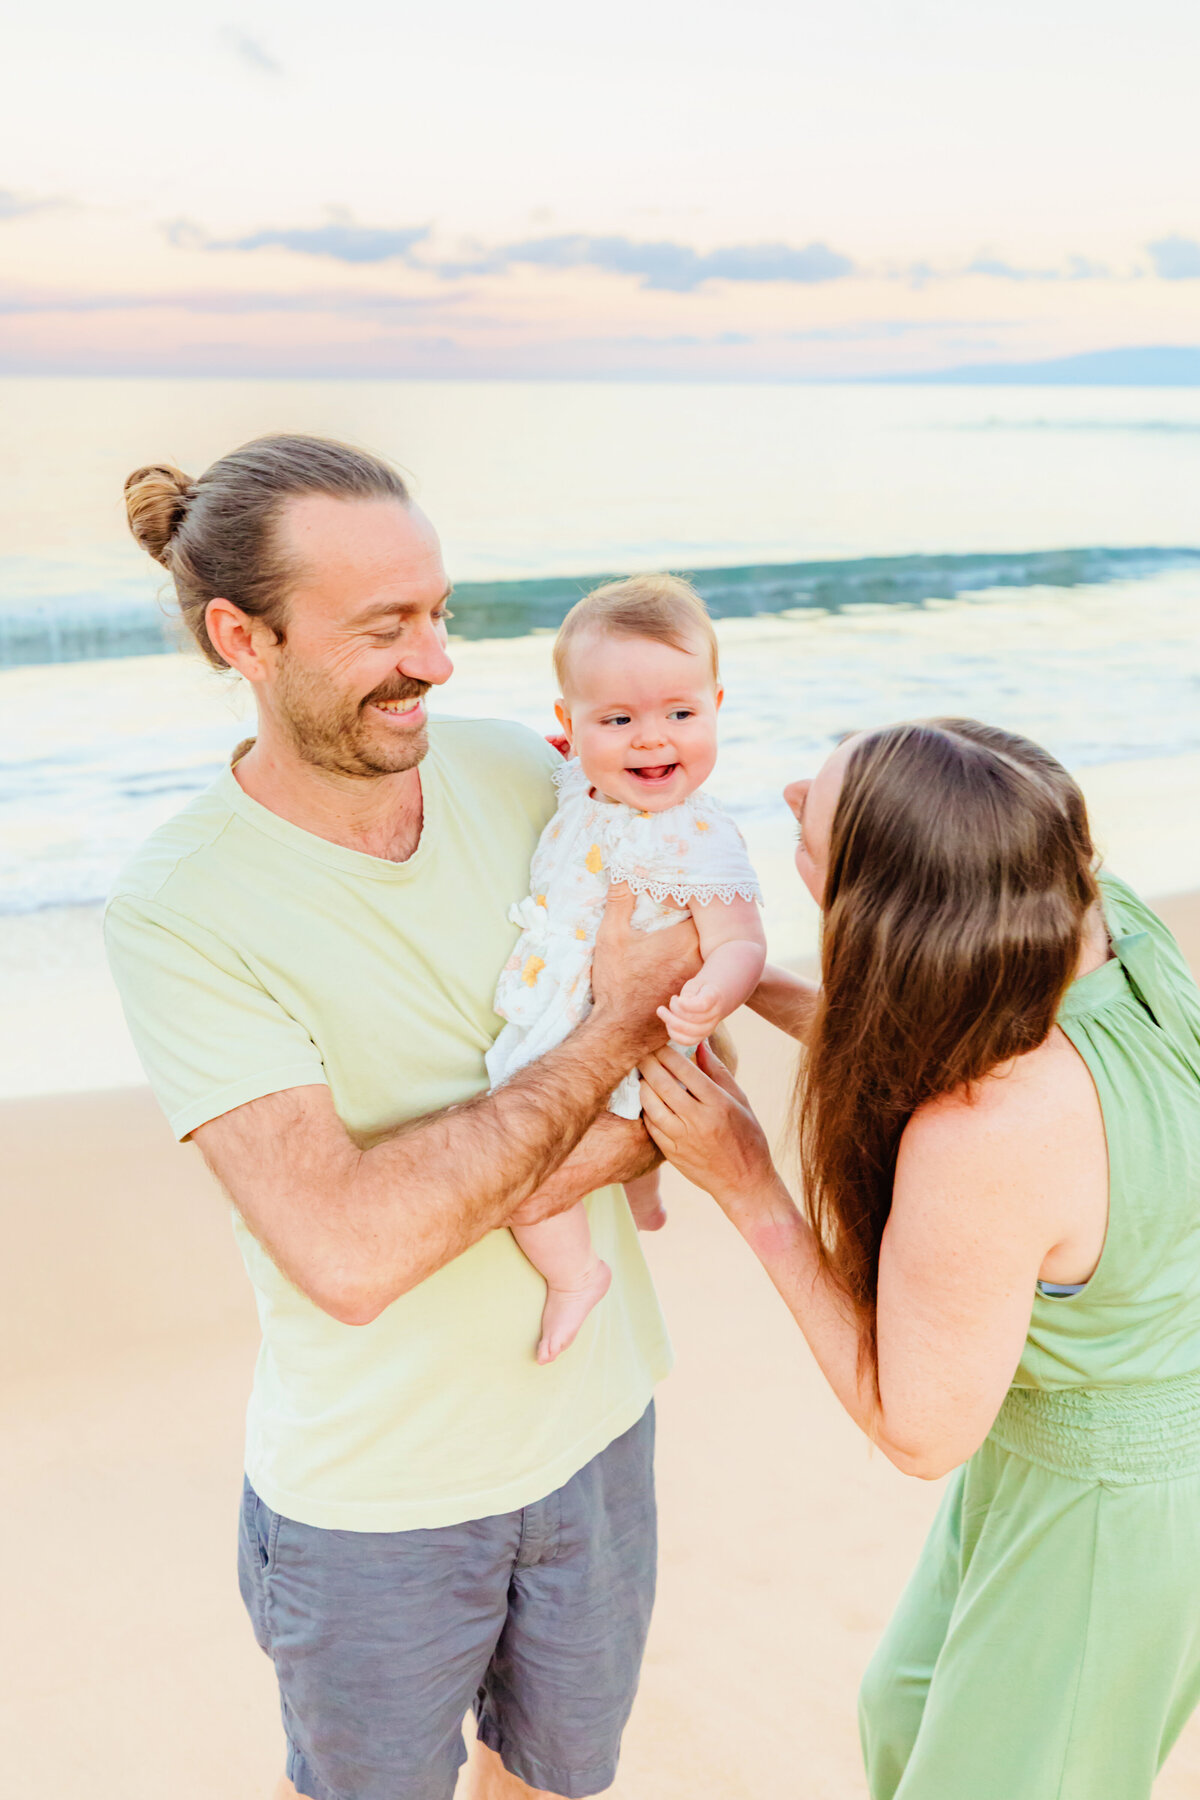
487,757,762,1118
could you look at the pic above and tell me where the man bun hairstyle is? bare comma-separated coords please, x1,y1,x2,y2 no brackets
125,463,196,567
123,434,410,669
553,572,720,694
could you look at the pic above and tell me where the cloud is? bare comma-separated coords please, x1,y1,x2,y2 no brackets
158,214,1166,294
222,28,283,75
952,254,1114,282
966,256,1061,282
166,209,429,265
450,233,854,290
0,284,470,320
167,212,852,288
220,223,428,263
789,318,1019,343
0,188,64,222
1067,254,1110,279
1147,234,1200,279
618,331,753,347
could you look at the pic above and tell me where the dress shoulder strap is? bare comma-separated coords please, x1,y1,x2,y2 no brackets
1100,873,1200,1074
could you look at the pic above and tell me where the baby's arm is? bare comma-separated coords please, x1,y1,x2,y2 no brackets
657,895,767,1046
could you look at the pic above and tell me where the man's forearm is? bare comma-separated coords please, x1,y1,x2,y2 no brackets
196,892,702,1325
508,1114,661,1226
208,1006,656,1325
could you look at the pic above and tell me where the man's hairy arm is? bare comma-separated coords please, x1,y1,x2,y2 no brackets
193,889,694,1326
509,1113,661,1227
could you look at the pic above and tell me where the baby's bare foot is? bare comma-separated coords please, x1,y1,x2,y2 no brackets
537,1259,612,1364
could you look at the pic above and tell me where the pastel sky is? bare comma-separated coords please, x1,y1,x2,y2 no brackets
4,0,1200,379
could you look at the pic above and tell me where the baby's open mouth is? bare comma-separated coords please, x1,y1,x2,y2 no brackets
627,763,678,783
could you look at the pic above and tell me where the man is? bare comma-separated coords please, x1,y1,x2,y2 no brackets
107,435,698,1800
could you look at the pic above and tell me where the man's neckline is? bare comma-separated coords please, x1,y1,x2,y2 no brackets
229,739,427,866
216,753,441,880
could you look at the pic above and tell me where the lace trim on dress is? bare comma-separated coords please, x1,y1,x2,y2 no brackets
604,862,763,909
551,755,590,798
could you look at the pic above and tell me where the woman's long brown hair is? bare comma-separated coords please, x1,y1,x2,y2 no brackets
798,719,1099,1379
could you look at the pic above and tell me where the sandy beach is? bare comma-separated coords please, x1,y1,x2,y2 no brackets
1,887,1198,1798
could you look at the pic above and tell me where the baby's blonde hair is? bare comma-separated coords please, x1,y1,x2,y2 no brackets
553,573,720,694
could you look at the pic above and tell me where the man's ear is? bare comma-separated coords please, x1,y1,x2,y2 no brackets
554,699,573,742
206,597,278,683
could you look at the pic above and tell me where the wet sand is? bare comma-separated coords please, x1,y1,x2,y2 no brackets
3,889,1200,1798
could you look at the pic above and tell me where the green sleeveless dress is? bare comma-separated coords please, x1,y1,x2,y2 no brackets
859,875,1200,1800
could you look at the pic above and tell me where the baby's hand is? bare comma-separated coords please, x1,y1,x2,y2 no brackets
657,978,724,1047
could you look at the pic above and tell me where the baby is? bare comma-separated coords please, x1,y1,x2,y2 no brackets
486,574,767,1362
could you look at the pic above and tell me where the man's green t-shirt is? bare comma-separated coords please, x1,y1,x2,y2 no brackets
105,717,672,1531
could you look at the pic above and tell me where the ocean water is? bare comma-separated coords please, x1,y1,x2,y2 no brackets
3,376,1200,922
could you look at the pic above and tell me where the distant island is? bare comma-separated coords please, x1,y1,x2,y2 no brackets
879,346,1200,386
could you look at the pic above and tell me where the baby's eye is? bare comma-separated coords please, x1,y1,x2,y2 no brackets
603,713,632,727
667,708,694,722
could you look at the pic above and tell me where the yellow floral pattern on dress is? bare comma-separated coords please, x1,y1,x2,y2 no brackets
486,757,762,1121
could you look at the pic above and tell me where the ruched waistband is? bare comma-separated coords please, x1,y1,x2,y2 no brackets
988,1371,1200,1485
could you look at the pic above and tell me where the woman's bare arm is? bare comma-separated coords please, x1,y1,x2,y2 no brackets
745,962,820,1044
638,1034,1105,1478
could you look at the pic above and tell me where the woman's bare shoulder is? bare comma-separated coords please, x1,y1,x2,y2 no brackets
901,1027,1099,1172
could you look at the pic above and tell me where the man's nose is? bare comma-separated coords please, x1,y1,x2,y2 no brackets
398,619,454,687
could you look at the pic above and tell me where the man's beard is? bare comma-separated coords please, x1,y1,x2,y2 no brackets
273,656,431,778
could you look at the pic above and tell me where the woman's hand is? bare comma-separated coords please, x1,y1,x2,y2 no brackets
592,883,701,1057
637,1040,778,1210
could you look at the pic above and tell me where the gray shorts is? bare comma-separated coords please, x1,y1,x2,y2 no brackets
238,1405,656,1800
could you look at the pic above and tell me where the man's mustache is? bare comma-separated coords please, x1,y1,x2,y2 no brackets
362,677,430,709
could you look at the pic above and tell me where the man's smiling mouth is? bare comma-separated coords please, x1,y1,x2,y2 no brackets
366,683,429,723
372,698,424,717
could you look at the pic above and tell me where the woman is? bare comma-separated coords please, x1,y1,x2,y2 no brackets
639,718,1200,1800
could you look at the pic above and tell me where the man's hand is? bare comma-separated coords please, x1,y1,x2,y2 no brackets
509,1113,661,1227
592,884,702,1058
